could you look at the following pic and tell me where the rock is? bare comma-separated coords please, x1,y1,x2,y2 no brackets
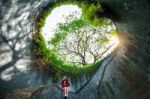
3,88,36,99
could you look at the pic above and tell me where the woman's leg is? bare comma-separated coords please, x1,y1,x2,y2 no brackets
63,87,69,99
64,87,67,96
66,87,68,97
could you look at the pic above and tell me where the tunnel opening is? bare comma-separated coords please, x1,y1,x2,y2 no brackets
1,0,149,98
32,0,119,84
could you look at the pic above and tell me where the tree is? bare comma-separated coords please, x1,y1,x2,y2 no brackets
51,23,115,66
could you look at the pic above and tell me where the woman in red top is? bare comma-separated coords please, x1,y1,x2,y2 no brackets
61,76,70,99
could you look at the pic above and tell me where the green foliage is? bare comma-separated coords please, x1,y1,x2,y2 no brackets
50,19,88,46
111,29,118,36
59,18,88,31
33,0,114,77
77,2,110,27
96,37,109,44
33,32,108,77
50,31,67,46
55,0,105,27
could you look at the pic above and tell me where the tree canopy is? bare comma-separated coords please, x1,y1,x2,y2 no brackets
48,17,116,66
33,1,119,78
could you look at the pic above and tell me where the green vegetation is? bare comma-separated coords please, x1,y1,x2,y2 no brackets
49,19,88,46
50,18,115,65
32,31,106,77
36,0,104,30
32,0,115,78
32,30,104,76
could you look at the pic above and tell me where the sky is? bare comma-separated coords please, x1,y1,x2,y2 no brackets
42,5,82,45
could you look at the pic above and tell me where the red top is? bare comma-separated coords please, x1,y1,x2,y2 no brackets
61,79,70,88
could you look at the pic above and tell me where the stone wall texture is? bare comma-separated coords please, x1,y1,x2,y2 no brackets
0,0,150,99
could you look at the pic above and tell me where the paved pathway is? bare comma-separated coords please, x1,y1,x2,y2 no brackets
31,50,118,99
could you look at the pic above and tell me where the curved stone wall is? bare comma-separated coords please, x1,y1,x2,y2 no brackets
98,0,150,98
0,0,150,99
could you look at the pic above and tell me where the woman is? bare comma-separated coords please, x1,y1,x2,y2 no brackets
61,76,70,99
